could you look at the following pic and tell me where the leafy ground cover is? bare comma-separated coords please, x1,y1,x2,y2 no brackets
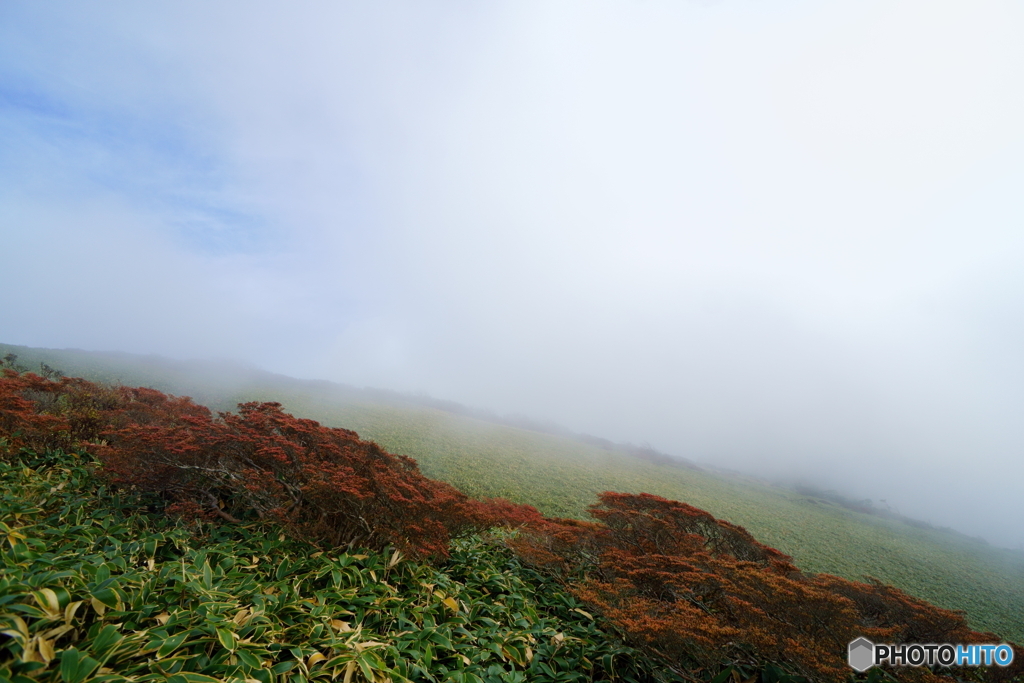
2,344,1023,643
0,449,664,683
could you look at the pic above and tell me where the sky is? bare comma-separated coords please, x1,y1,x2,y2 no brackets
3,1,1023,547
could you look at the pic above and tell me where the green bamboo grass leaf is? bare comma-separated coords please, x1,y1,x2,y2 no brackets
180,674,224,683
202,561,213,591
271,661,296,675
215,628,236,652
354,654,374,682
59,648,101,683
156,632,189,658
248,668,273,683
5,603,46,618
235,649,262,669
91,624,124,657
89,587,120,610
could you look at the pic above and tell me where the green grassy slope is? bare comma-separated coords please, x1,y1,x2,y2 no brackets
3,343,1023,642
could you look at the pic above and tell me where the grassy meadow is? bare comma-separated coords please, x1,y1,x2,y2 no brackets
3,343,1023,643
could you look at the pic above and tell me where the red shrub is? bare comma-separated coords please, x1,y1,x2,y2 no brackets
0,372,535,558
97,399,508,558
0,370,79,454
511,492,1024,682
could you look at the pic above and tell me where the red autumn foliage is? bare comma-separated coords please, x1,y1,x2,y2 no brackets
0,371,538,559
0,369,126,453
511,492,1024,683
101,399,479,557
1,370,70,453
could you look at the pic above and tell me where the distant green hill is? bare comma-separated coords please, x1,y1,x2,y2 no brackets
3,342,1023,642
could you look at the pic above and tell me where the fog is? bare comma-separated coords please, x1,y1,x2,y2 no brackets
3,2,1023,547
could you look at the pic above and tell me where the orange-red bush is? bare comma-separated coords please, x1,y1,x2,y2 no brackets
0,369,132,454
0,372,536,558
511,492,1024,682
97,395,537,558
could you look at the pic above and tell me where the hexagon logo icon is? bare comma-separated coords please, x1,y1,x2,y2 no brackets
848,637,875,672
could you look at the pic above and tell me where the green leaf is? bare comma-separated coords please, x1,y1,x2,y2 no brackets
249,670,272,683
157,632,189,658
202,561,213,591
355,655,374,682
271,661,295,675
215,628,235,652
235,649,262,669
710,667,735,683
90,587,119,610
91,625,123,657
59,648,101,683
178,674,223,683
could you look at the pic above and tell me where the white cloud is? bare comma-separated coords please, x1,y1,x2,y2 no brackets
3,0,1023,544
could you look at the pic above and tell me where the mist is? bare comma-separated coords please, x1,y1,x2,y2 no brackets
3,2,1023,547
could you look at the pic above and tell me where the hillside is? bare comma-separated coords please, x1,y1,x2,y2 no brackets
3,343,1023,643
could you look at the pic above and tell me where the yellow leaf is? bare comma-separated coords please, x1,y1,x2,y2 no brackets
232,609,250,626
442,597,459,612
41,625,73,641
307,652,326,667
388,549,401,569
330,619,352,633
21,636,41,663
343,660,356,683
34,589,61,618
551,632,565,646
310,551,324,558
154,612,171,625
0,616,29,643
37,636,55,663
349,554,368,560
461,655,471,666
147,558,156,571
64,600,84,626
91,597,107,617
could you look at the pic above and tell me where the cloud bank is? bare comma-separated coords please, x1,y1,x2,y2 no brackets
3,1,1023,546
